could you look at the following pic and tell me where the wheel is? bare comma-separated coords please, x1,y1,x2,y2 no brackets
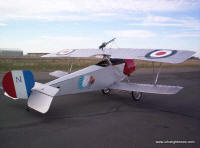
102,88,111,95
26,106,30,112
131,91,143,101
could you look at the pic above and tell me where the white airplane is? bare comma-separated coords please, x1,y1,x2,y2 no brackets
1,38,195,114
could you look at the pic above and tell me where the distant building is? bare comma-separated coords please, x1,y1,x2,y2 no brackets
27,53,49,56
0,48,23,56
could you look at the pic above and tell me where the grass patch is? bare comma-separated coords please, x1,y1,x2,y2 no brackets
0,56,199,72
0,56,98,72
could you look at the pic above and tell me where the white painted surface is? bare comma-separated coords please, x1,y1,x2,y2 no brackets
11,71,28,99
32,82,59,97
47,64,125,96
27,82,59,113
49,70,69,78
111,82,183,94
82,75,90,87
28,90,54,114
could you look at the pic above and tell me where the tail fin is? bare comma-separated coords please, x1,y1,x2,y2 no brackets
2,70,59,113
2,70,35,99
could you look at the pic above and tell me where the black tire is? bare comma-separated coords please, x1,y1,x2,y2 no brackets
131,91,143,101
102,88,111,95
26,106,30,112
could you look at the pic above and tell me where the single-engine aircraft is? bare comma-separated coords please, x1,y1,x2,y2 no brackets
2,38,196,113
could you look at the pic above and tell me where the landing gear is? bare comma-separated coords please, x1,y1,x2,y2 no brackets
26,106,30,112
131,91,143,101
102,88,111,95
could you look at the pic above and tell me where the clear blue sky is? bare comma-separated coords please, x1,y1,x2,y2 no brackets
0,0,200,57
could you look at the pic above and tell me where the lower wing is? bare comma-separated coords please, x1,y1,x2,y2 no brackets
110,82,183,94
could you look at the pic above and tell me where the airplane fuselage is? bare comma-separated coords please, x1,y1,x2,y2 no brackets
47,64,125,96
47,59,135,96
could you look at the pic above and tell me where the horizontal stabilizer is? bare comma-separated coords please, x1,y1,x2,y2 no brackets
32,82,59,96
27,82,59,113
110,82,183,94
49,70,68,78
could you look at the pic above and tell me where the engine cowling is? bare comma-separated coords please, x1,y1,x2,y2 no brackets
123,59,135,76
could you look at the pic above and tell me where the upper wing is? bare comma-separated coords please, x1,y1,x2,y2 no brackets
105,48,195,64
42,48,102,58
42,48,195,64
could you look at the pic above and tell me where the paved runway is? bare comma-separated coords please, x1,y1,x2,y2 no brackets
0,67,200,148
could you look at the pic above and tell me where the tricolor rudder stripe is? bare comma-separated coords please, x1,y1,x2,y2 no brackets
2,70,35,99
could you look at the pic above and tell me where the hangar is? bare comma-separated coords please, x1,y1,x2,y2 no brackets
0,48,23,56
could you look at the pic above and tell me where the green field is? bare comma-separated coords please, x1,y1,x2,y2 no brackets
0,56,199,72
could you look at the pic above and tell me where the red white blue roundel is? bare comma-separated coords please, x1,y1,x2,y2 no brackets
57,49,75,55
145,49,177,59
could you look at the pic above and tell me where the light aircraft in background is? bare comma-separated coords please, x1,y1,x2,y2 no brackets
2,38,195,114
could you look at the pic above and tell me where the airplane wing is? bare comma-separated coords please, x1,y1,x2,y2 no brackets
42,48,195,64
110,82,183,94
49,70,69,78
105,48,195,64
42,48,102,58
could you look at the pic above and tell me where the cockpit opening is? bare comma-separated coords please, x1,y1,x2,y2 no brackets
96,58,125,67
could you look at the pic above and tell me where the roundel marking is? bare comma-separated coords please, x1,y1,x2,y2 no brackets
145,49,177,59
57,49,75,55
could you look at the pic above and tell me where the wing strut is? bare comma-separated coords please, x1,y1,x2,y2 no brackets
152,62,162,85
68,59,73,73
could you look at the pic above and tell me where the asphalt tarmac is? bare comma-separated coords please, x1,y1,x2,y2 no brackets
0,67,200,148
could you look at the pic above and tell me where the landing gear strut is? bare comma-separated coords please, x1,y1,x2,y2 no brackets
102,88,111,95
26,106,30,112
